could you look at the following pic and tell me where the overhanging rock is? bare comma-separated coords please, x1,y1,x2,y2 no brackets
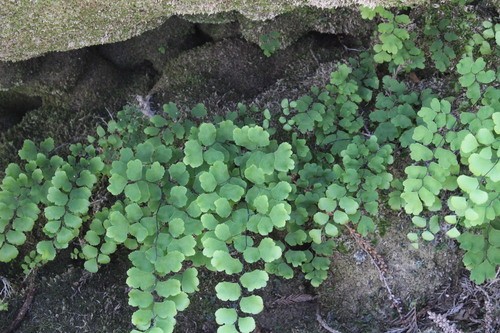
1,0,431,62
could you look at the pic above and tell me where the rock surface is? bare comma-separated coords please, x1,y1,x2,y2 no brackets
1,0,429,62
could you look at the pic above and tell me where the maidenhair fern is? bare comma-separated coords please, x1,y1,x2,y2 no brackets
0,2,499,331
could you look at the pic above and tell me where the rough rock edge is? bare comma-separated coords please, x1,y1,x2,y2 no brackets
1,0,429,62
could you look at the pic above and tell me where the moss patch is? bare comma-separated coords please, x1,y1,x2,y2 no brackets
1,0,430,62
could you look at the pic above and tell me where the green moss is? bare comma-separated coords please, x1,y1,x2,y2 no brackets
1,0,433,62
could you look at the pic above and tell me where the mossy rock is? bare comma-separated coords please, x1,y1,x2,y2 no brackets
1,0,432,62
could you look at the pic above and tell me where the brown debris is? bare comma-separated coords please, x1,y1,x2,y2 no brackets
1,269,38,333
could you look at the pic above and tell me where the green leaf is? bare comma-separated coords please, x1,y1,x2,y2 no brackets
339,197,359,215
233,126,270,150
458,233,485,253
258,238,282,262
36,241,56,260
459,73,475,87
44,220,61,234
219,184,245,202
218,325,238,333
488,247,500,265
461,134,479,154
146,162,165,183
470,260,495,284
215,198,232,218
215,224,232,241
181,268,199,293
200,172,217,192
401,191,423,215
168,218,185,238
269,203,289,227
421,231,435,241
469,153,495,178
244,165,265,185
466,82,481,102
274,143,294,172
412,216,427,228
326,184,346,199
253,195,269,214
0,244,18,262
169,186,188,208
44,206,65,220
215,282,241,301
76,170,97,188
475,128,494,145
108,173,127,195
129,223,148,242
155,251,185,275
211,250,243,274
107,211,130,242
67,197,89,215
314,212,330,226
84,259,98,273
183,140,203,168
47,187,68,206
457,175,479,193
333,211,349,225
154,300,177,319
285,230,308,246
357,216,375,236
56,227,74,244
457,57,473,74
215,308,238,325
477,70,495,84
18,140,37,161
318,198,336,212
167,235,196,257
163,102,179,119
271,181,291,200
325,223,339,237
238,317,256,333
471,57,486,74
127,160,143,181
131,309,153,330
446,228,461,238
129,289,154,309
210,161,230,184
240,295,264,315
125,203,144,222
309,229,322,244
395,14,410,24
52,170,71,191
449,196,468,213
489,229,500,247
407,232,418,242
410,143,433,161
379,33,403,54
191,103,207,118
240,270,269,291
156,279,182,298
40,138,54,153
198,123,217,146
126,267,155,290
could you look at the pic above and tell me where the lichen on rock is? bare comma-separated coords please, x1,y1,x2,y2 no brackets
1,0,431,62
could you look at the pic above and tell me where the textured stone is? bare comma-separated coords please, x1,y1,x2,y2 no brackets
1,0,429,62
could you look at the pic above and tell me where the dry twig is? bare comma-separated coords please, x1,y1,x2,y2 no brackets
346,224,403,317
316,305,343,333
1,269,38,333
386,306,419,333
428,311,464,333
269,293,317,307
